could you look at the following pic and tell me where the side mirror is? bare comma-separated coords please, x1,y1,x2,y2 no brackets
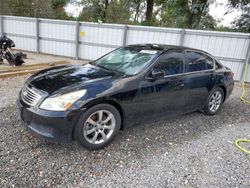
150,69,165,80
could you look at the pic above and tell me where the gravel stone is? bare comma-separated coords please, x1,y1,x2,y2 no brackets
0,76,250,187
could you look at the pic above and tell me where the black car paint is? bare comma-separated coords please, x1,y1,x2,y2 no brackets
17,45,234,143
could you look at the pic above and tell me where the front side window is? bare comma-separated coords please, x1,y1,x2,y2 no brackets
95,47,160,75
185,51,214,73
153,51,184,76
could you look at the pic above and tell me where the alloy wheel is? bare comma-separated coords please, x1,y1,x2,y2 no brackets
209,91,222,113
83,110,116,144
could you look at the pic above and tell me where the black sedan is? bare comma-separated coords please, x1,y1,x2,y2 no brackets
17,44,234,150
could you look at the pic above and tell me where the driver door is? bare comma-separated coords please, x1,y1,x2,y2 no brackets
132,50,189,123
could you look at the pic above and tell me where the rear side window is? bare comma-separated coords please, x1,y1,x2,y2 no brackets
154,51,184,76
185,51,214,72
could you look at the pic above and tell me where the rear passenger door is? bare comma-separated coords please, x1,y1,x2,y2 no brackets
183,50,216,109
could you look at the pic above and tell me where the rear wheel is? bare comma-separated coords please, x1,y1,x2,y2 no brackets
204,88,224,115
74,104,121,150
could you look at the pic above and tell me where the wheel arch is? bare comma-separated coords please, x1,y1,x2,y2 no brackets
80,98,125,130
217,85,227,102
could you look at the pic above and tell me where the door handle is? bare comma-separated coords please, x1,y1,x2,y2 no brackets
174,80,185,89
177,80,184,85
169,78,185,88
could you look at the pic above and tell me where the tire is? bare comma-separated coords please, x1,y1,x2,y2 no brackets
74,103,121,150
204,87,224,115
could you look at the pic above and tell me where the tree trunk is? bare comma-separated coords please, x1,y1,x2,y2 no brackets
195,1,208,27
103,0,109,19
134,0,141,22
105,0,109,9
146,0,154,22
188,0,208,29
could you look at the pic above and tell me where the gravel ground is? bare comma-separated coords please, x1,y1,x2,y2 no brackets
0,75,250,188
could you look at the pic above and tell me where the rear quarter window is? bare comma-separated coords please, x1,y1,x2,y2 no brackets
185,51,214,72
214,60,223,69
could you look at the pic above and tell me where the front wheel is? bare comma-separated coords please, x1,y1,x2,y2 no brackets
74,104,121,150
204,88,224,115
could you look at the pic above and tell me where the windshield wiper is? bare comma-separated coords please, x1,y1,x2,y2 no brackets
95,63,126,75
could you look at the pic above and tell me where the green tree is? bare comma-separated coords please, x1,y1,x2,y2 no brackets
187,0,211,29
7,0,250,32
8,0,70,19
78,0,106,22
0,0,11,15
222,0,250,32
131,0,144,23
145,0,154,23
232,5,250,32
159,0,213,29
228,0,250,8
105,0,131,24
78,0,132,23
160,0,191,28
51,0,70,19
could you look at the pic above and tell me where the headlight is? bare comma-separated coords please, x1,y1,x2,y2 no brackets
40,90,87,111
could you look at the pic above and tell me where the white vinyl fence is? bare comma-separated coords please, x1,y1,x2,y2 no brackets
0,15,250,81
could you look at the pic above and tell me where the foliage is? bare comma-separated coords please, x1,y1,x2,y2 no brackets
51,0,70,20
158,0,216,29
160,0,191,28
105,0,131,24
231,5,250,32
78,0,105,22
3,0,250,32
228,0,250,8
8,0,70,19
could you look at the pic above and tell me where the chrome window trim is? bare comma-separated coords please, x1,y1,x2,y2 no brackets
162,69,214,79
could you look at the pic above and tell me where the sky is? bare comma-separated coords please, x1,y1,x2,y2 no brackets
65,0,242,27
65,2,83,18
209,0,241,26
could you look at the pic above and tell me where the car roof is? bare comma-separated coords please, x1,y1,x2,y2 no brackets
126,44,210,55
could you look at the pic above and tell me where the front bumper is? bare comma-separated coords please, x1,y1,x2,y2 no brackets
17,98,82,143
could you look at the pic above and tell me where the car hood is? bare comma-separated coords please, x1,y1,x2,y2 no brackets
27,63,119,95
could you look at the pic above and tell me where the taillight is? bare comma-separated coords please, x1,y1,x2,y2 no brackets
224,71,234,78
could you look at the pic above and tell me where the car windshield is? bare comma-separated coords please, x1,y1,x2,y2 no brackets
95,47,160,75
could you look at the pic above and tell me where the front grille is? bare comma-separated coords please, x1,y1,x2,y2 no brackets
21,85,42,106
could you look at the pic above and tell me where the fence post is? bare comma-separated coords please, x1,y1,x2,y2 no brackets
75,21,80,59
0,16,4,37
35,18,40,53
240,37,250,82
179,29,185,46
122,25,128,46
